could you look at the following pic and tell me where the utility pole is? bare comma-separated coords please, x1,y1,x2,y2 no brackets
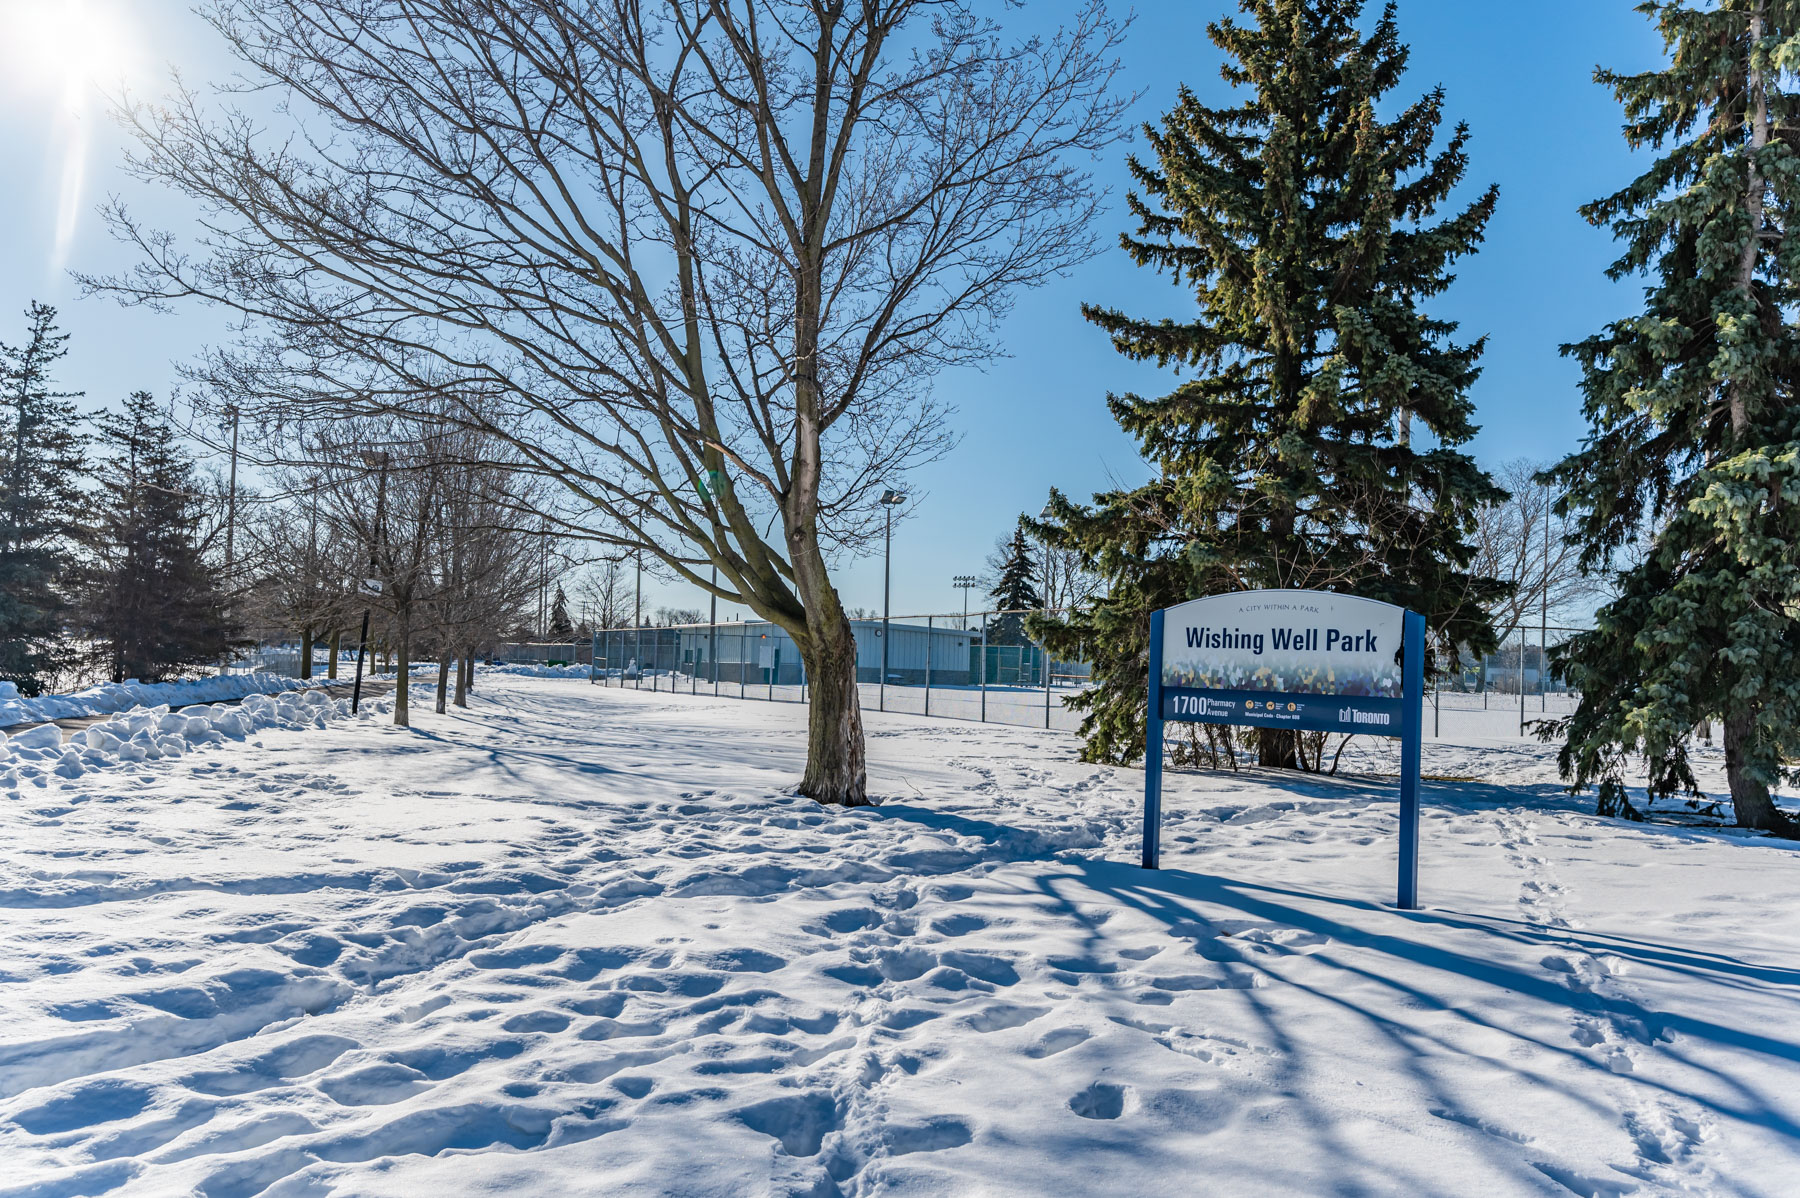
224,405,240,575
1542,489,1551,713
220,406,240,675
304,481,319,680
1039,503,1055,719
351,450,390,714
538,519,549,640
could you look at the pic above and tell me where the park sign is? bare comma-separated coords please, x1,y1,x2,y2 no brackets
1161,591,1405,734
1143,590,1426,909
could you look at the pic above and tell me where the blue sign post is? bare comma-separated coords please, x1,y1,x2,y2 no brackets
1143,590,1426,909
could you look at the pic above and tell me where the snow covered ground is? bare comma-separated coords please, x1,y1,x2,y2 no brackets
2,674,1796,1197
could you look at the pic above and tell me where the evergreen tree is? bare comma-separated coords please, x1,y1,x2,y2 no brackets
1037,0,1507,768
549,584,574,639
0,302,86,695
1545,0,1800,835
986,523,1043,647
79,392,235,682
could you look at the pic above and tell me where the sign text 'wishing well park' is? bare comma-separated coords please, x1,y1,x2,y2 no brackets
1159,591,1406,735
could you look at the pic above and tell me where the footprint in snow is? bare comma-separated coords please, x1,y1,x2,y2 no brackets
1023,1027,1091,1058
961,1003,1047,1033
1069,1081,1132,1120
885,1116,973,1155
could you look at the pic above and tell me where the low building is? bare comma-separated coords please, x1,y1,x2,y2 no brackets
593,620,979,685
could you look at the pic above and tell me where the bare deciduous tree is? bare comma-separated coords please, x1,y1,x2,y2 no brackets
239,476,359,679
424,437,547,710
575,557,634,632
95,0,1129,803
1470,459,1598,644
982,526,1104,614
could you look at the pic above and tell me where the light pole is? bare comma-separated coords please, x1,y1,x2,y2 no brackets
953,573,979,692
879,488,906,711
952,574,979,630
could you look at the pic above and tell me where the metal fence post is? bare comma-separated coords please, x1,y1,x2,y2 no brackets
1044,607,1052,730
979,617,988,723
1518,628,1526,737
925,615,933,717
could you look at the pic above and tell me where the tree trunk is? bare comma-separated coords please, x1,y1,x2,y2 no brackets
454,650,469,708
327,630,340,679
463,652,476,694
435,649,450,714
1257,728,1298,769
1724,711,1796,834
796,609,868,806
1730,0,1769,443
300,627,314,680
393,619,410,727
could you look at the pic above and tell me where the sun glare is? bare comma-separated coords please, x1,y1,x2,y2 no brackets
3,0,135,97
2,0,141,275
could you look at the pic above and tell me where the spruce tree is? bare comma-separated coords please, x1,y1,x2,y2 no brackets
549,585,574,639
0,302,87,695
79,392,235,682
1037,0,1507,769
986,524,1043,647
1545,0,1800,835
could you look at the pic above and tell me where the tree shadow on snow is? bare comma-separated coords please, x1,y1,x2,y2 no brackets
866,795,1800,1189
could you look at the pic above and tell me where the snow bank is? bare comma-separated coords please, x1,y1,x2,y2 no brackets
0,673,325,728
480,661,592,678
0,689,390,789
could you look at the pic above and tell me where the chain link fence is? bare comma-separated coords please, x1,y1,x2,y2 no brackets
583,615,1596,743
586,609,1093,733
220,618,1595,743
1424,624,1590,739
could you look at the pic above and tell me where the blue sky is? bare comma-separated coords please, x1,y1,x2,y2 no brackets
0,1,1665,621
